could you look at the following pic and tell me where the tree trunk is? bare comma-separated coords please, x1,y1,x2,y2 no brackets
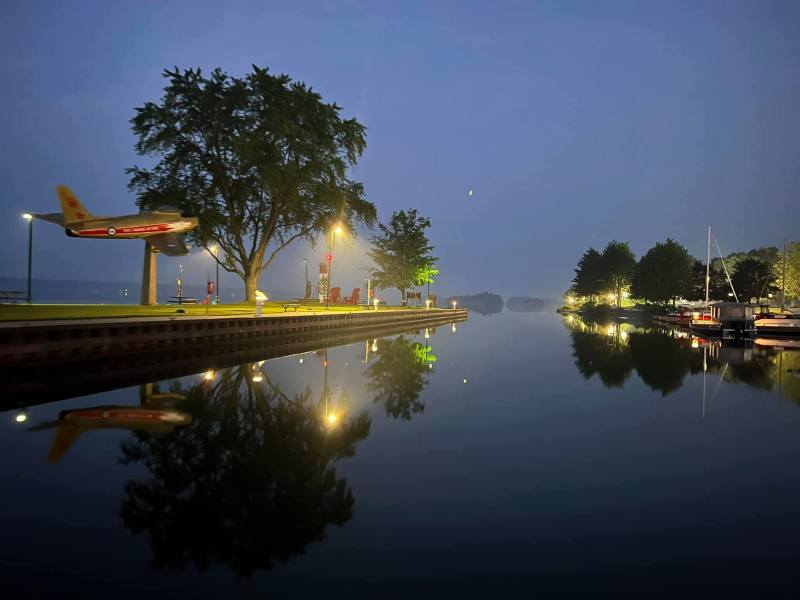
400,288,407,307
244,270,260,303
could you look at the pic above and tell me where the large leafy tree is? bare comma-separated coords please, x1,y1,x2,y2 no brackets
631,238,693,306
731,256,776,302
128,66,376,301
599,241,636,307
572,247,605,301
367,209,437,303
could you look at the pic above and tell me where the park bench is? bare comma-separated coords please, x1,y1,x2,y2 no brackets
282,302,301,312
0,290,25,304
168,296,198,304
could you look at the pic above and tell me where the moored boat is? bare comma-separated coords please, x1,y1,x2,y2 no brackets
755,316,800,337
689,302,756,338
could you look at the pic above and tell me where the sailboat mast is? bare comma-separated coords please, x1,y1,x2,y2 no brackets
705,225,711,305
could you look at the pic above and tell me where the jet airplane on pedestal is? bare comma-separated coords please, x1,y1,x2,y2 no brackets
33,185,199,256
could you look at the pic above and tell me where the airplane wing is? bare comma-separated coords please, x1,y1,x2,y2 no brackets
147,233,191,256
33,212,65,225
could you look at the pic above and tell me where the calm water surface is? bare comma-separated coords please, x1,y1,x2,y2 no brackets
2,311,800,597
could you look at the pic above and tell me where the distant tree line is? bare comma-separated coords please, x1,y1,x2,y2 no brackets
570,239,800,306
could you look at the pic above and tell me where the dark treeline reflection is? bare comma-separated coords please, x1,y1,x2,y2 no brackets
119,364,370,576
364,335,436,420
564,316,800,401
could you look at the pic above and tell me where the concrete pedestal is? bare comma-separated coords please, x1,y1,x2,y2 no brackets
141,242,157,306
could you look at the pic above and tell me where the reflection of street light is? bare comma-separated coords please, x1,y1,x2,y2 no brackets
22,213,33,302
373,297,379,311
451,322,457,334
424,328,430,339
202,370,215,381
252,372,263,383
14,411,27,423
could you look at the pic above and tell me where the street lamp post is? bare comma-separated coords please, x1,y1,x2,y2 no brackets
325,224,342,309
22,213,33,303
303,258,311,299
209,244,220,303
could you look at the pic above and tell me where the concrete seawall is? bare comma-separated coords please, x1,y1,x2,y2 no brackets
0,308,468,366
0,309,467,408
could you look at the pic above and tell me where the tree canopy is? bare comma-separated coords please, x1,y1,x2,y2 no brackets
631,238,693,305
128,66,376,301
600,241,636,306
572,247,604,300
367,209,437,302
731,256,776,301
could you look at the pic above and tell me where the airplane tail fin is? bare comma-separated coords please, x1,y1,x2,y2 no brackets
56,185,93,223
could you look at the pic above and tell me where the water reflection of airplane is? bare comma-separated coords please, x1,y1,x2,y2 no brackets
29,384,191,463
32,185,199,256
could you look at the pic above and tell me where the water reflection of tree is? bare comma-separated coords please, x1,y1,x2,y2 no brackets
119,365,370,576
564,316,800,402
364,336,434,419
628,330,703,396
569,329,634,388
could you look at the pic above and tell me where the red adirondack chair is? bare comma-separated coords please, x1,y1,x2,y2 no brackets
329,287,341,303
344,288,360,304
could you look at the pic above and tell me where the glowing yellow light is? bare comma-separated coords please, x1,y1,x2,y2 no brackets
691,339,699,349
298,357,304,364
252,373,263,383
463,378,468,384
451,323,457,333
622,291,630,299
424,328,430,339
606,325,615,336
209,243,219,257
14,412,27,423
371,340,378,352
607,294,615,303
333,224,343,235
620,330,629,341
425,299,431,309
452,300,458,309
327,413,338,425
22,213,33,221
203,370,215,381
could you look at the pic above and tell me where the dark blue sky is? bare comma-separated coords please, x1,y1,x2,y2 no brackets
2,0,798,299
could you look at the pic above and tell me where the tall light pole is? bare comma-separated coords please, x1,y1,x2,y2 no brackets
22,213,33,303
209,244,220,303
303,258,311,299
325,224,342,309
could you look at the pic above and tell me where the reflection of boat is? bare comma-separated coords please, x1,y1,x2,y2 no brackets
754,337,800,349
45,406,191,463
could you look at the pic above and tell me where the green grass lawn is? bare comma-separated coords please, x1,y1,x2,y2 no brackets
0,301,433,322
